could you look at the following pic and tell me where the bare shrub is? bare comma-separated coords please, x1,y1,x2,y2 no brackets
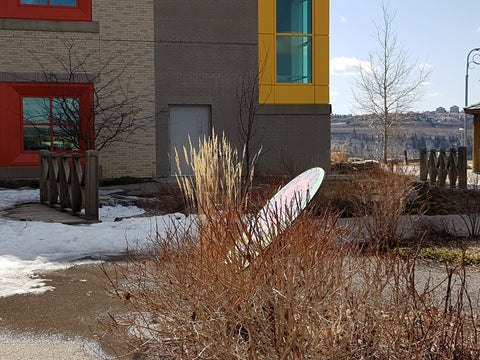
106,207,357,359
104,208,480,359
104,139,479,359
136,182,186,215
444,189,480,238
353,166,417,248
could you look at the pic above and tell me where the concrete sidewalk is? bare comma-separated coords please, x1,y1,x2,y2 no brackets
0,263,126,359
2,181,162,224
3,202,93,224
0,342,102,360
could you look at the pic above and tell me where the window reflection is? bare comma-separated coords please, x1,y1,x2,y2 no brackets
52,98,79,124
277,36,312,83
276,0,311,34
53,125,79,151
23,98,50,124
50,0,77,6
20,0,77,6
22,97,80,152
276,0,312,84
20,0,48,4
23,125,51,151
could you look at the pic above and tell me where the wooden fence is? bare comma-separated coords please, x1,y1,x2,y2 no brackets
419,147,467,190
39,150,99,221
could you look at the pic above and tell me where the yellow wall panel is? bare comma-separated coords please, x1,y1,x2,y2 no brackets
314,35,329,85
258,34,275,85
314,85,329,104
258,0,275,34
314,0,329,36
259,83,275,104
275,85,315,104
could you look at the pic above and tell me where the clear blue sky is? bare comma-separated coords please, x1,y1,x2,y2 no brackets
330,0,480,115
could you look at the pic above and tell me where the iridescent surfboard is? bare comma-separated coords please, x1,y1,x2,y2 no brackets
226,167,325,266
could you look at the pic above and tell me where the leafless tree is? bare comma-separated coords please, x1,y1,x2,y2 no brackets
27,37,157,152
352,3,431,163
236,68,265,178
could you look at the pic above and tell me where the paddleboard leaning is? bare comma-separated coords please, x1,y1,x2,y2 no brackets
226,167,325,266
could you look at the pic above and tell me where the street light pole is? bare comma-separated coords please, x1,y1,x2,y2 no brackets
464,48,480,146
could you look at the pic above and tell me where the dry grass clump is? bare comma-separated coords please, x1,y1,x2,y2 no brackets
175,130,246,214
331,145,349,163
104,137,480,359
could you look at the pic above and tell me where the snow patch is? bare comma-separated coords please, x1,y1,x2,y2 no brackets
0,188,186,297
0,256,70,297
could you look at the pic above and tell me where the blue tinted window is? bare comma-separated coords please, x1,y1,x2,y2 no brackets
52,98,79,124
20,0,48,4
23,98,50,124
277,0,311,34
23,126,51,151
20,0,77,5
50,0,77,6
277,36,312,83
23,97,80,151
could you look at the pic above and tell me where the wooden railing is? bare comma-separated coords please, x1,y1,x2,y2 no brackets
39,150,99,221
419,147,467,190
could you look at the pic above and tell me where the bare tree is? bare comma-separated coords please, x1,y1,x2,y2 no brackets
352,3,431,163
236,68,265,178
27,37,157,152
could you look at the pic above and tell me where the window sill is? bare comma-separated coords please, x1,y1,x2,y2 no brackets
258,104,332,115
0,18,99,33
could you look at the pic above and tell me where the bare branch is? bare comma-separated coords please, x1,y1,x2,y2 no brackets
28,36,162,152
236,60,268,178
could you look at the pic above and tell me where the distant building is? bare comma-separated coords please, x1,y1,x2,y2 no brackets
436,107,447,114
450,105,460,113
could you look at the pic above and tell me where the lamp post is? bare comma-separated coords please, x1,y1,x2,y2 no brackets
464,48,480,146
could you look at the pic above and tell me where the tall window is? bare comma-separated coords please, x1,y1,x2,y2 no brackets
23,97,80,151
20,0,77,6
259,0,328,104
0,83,93,168
276,0,312,83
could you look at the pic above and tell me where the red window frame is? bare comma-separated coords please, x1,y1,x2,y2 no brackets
0,0,92,22
0,82,94,167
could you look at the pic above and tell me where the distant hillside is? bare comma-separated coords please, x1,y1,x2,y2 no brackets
331,112,473,160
